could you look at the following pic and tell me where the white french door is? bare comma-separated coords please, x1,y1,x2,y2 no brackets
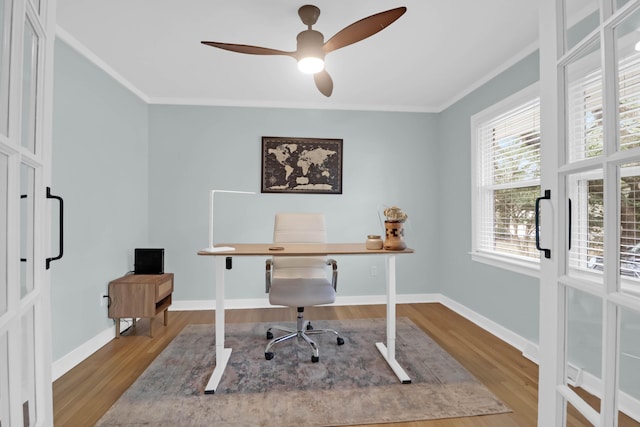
0,0,56,426
539,0,640,426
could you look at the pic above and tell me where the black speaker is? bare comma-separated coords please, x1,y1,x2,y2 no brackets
134,248,164,274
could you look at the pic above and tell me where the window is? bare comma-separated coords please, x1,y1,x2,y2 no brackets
471,46,640,280
568,42,640,294
471,84,540,275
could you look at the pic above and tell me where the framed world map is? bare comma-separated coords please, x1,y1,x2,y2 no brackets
261,136,343,194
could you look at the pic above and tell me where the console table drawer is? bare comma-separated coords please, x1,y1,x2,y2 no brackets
157,277,173,300
108,273,174,338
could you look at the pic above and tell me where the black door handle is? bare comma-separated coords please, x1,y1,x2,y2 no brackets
21,194,27,262
46,187,63,269
535,189,551,259
568,198,572,251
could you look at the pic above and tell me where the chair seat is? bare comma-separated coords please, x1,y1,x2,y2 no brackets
268,278,336,307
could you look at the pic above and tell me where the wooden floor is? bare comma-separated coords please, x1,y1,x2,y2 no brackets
53,303,639,426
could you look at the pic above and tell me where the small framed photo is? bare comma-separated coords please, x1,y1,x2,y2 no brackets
261,136,343,194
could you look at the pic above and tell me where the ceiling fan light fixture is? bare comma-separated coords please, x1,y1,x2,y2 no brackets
298,56,325,74
296,29,325,74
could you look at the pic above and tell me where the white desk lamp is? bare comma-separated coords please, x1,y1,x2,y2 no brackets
201,189,256,253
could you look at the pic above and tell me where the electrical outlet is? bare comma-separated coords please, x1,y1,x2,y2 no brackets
99,293,106,307
370,266,377,276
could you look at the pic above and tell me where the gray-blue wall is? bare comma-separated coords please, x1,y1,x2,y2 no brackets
52,39,149,359
437,52,541,343
148,106,439,302
50,38,539,362
50,20,640,404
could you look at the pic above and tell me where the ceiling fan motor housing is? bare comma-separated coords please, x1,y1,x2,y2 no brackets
296,29,325,62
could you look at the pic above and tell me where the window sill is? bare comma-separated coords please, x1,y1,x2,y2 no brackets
470,251,540,278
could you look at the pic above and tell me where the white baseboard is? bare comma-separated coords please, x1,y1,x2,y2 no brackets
437,295,532,353
440,298,640,423
51,293,640,422
52,293,440,379
170,293,441,311
52,325,114,381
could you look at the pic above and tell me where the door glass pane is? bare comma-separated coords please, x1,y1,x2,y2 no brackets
0,153,7,315
21,17,38,154
30,0,40,15
0,332,9,427
0,0,12,136
568,169,604,278
619,307,640,423
566,287,602,398
566,39,603,163
619,163,640,295
616,0,634,11
615,7,640,151
20,163,34,298
21,307,36,426
565,0,599,51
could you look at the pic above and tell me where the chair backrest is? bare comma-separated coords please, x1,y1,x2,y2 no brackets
272,213,328,279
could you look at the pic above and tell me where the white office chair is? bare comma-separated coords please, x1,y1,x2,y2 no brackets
264,213,344,363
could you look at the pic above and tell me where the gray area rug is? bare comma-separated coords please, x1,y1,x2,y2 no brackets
96,318,510,426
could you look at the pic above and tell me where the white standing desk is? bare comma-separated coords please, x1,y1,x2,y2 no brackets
197,243,414,394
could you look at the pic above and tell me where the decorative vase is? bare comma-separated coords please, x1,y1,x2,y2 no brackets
384,221,406,250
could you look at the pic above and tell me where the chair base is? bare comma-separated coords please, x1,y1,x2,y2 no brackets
264,309,344,363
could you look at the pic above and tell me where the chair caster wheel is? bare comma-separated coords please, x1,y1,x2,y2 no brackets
266,331,273,339
306,323,314,331
337,337,345,346
265,352,274,360
311,355,319,363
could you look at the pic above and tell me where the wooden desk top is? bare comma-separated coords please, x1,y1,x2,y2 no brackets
198,243,414,256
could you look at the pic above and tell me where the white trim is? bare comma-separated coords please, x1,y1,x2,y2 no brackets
470,82,541,272
50,293,640,423
55,26,150,103
438,41,539,112
53,27,539,114
438,295,532,353
53,26,435,114
170,293,441,312
51,293,439,379
53,293,530,377
51,326,114,381
470,82,540,124
470,251,540,278
147,96,437,113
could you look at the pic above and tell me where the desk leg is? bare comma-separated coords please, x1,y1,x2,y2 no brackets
376,254,411,384
204,257,232,394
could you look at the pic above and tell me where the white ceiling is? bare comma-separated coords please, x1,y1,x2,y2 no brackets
55,1,589,112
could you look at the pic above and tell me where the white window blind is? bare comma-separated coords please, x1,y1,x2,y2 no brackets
566,46,640,287
475,96,541,263
619,53,640,150
567,67,604,161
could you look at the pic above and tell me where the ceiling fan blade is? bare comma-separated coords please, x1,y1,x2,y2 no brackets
201,41,295,57
314,70,333,97
322,7,407,54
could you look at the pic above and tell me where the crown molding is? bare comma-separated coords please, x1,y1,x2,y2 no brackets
56,26,150,103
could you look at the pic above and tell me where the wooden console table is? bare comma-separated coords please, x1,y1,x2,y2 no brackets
108,273,173,338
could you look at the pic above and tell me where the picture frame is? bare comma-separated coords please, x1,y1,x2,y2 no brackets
261,136,343,194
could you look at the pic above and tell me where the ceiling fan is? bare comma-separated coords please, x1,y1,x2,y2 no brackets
201,5,407,97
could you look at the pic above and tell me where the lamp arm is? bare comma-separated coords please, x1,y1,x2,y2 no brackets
204,189,256,252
